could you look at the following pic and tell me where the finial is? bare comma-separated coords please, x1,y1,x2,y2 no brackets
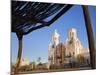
54,29,57,33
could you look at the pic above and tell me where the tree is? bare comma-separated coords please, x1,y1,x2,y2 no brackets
37,57,41,64
76,54,85,64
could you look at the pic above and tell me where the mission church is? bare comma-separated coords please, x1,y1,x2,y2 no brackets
48,28,90,67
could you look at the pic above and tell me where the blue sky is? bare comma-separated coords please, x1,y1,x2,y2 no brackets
11,5,96,63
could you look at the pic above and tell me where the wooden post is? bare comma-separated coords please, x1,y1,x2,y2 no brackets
82,5,96,69
14,33,23,74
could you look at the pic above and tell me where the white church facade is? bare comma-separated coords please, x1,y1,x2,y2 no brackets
48,28,90,68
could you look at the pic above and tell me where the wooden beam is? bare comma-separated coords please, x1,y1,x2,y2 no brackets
14,33,23,74
23,5,73,35
47,5,73,26
82,5,96,69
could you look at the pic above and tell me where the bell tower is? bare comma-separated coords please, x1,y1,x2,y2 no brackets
52,29,60,46
68,28,77,41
